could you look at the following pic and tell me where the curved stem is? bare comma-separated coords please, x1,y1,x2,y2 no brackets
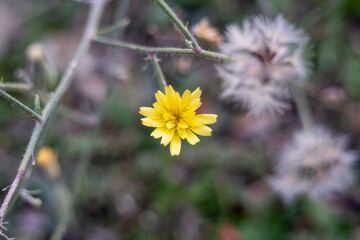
93,36,231,61
148,54,167,91
49,1,130,239
0,0,108,229
153,0,201,52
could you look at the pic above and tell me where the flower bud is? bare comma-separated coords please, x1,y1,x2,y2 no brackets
26,43,45,63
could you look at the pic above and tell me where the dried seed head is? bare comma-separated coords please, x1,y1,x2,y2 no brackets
192,17,223,48
217,15,310,115
269,126,356,203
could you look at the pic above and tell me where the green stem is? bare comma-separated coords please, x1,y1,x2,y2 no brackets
148,54,167,91
0,89,43,122
97,17,130,35
293,85,313,131
0,83,32,91
0,122,43,227
0,0,108,228
49,1,129,239
153,0,201,53
93,36,231,61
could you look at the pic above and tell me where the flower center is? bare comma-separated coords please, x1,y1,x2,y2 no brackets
164,113,181,129
251,47,276,84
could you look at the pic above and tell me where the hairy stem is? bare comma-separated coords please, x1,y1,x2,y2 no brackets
0,89,43,122
0,0,107,228
49,1,129,239
93,36,231,61
148,54,167,91
153,0,201,53
0,83,32,92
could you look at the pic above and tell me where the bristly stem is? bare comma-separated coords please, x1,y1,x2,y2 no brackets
50,2,130,239
0,83,32,91
0,89,43,123
153,0,202,53
93,36,231,61
0,0,108,230
148,54,167,91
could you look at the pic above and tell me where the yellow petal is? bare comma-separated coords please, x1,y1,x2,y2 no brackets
141,118,154,127
189,98,202,111
151,127,166,139
139,107,156,117
190,87,202,101
181,110,196,118
197,114,217,124
191,125,212,136
163,112,174,121
155,91,166,104
153,102,166,113
178,119,188,128
141,118,164,127
165,85,176,97
170,134,181,156
186,130,200,145
167,94,181,111
185,116,203,127
161,128,175,146
166,120,176,129
177,127,188,139
180,90,191,110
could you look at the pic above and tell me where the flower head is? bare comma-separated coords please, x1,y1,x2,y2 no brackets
269,126,356,203
37,146,61,180
217,15,310,115
139,85,217,156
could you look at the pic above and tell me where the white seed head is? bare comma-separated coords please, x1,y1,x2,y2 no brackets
217,15,310,115
269,126,357,203
26,43,45,63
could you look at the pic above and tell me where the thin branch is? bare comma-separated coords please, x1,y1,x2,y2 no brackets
50,2,129,238
292,84,313,131
0,83,32,92
98,17,130,35
147,54,167,91
0,232,14,240
93,36,231,61
0,0,108,230
153,0,201,53
0,89,43,123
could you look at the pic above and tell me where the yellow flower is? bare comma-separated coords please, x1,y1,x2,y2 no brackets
37,146,61,180
139,85,217,156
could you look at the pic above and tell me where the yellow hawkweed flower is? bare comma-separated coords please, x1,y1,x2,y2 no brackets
37,146,61,180
139,85,217,156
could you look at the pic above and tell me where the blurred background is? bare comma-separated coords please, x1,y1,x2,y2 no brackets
1,0,360,239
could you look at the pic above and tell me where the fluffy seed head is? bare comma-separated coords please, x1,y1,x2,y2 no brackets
217,15,310,115
269,126,356,203
139,85,217,156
